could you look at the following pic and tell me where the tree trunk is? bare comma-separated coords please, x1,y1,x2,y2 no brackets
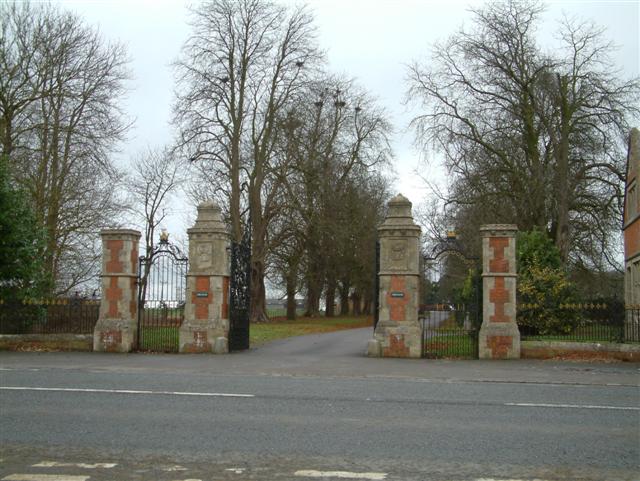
325,277,336,317
286,264,298,320
305,278,321,317
554,74,571,264
339,282,350,315
250,258,268,323
351,292,361,315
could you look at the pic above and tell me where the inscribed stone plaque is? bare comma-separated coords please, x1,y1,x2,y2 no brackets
389,239,408,271
196,243,213,269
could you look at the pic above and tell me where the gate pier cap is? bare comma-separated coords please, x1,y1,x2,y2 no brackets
179,201,230,353
368,194,422,358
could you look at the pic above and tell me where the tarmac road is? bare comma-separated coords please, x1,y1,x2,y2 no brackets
1,327,639,481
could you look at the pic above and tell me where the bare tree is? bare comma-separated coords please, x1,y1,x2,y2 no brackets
407,0,640,270
272,77,392,317
174,0,321,322
126,146,185,303
0,1,130,294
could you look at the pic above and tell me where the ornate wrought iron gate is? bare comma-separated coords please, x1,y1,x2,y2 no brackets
137,234,188,352
229,227,251,351
421,234,481,359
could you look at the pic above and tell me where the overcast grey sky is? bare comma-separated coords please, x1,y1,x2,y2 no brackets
59,0,639,236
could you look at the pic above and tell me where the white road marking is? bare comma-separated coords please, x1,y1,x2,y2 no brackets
504,402,640,411
225,468,245,474
162,465,188,472
0,386,254,398
3,475,90,481
294,470,387,480
33,462,116,469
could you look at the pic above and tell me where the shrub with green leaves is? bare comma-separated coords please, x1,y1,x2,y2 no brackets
516,230,580,334
0,155,48,301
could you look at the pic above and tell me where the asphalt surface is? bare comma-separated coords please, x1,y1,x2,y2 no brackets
1,327,639,481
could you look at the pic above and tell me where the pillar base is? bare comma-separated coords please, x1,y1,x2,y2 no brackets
93,318,136,352
366,339,382,357
374,320,422,358
179,320,229,353
478,322,521,359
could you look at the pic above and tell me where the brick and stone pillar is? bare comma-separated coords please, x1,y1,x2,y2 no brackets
93,229,141,352
368,194,422,358
478,224,520,359
179,201,230,353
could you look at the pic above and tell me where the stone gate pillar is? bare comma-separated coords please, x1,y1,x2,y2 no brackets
478,224,520,359
179,201,230,353
368,194,422,358
93,229,141,352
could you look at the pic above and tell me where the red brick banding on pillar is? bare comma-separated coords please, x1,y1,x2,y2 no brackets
386,275,409,322
383,334,410,357
192,276,212,320
489,277,509,322
487,335,513,359
222,277,229,319
100,330,122,352
106,240,124,273
129,277,137,318
106,277,122,318
489,237,509,273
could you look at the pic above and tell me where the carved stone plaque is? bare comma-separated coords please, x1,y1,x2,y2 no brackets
196,243,213,269
388,239,407,271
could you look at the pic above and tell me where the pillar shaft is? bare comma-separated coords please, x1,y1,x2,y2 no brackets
179,202,230,353
93,229,141,352
370,194,422,358
478,224,520,359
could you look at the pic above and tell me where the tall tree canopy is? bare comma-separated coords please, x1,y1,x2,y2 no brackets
0,1,130,293
175,0,391,320
408,0,640,271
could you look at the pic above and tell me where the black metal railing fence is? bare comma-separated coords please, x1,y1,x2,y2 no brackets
518,300,635,343
0,298,100,335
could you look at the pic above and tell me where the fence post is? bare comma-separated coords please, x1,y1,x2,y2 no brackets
368,194,422,358
179,201,230,353
93,229,141,352
478,224,520,359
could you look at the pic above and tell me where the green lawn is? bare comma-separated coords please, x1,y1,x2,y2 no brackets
137,316,372,351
